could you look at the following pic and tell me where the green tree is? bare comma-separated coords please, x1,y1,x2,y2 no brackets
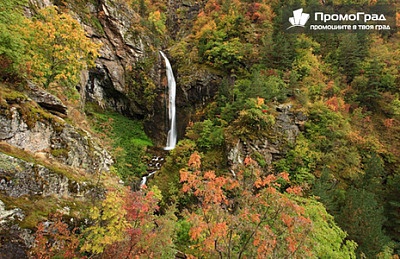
353,59,396,111
0,0,28,78
337,187,391,258
186,119,224,151
335,33,369,83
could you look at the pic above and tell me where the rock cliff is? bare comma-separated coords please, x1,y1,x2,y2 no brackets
0,85,112,257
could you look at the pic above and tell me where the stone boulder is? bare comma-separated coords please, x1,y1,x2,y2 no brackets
26,82,68,115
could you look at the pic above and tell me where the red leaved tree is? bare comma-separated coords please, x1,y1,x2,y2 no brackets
180,152,313,258
31,214,82,259
102,187,176,258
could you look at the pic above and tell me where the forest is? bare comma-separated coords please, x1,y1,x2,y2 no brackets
0,0,399,258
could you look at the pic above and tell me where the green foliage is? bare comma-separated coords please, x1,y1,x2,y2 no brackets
175,219,194,254
148,10,167,34
2,0,399,257
126,58,158,112
0,0,28,78
391,96,400,117
0,2,99,94
301,197,357,258
87,106,152,182
186,119,224,150
268,32,297,70
151,139,197,208
226,98,275,140
385,173,400,250
234,70,289,102
275,134,320,185
332,33,370,83
353,58,396,111
202,36,251,72
337,187,391,258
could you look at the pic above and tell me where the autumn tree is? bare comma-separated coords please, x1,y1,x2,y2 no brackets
180,152,356,258
26,6,99,89
31,213,81,259
103,186,177,258
81,189,130,255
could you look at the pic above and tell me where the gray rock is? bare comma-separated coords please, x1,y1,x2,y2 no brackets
0,200,24,225
0,152,102,198
0,108,52,152
27,82,68,115
227,104,301,169
0,103,112,174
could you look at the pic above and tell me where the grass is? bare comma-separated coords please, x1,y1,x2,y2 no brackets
86,103,153,182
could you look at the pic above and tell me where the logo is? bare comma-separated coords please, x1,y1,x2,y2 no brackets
287,8,310,29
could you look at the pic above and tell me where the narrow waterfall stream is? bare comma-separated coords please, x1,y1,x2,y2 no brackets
160,51,177,151
140,52,176,188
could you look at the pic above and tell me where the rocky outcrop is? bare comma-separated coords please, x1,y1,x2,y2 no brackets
0,101,112,174
78,0,157,118
0,225,32,259
0,152,101,198
0,199,33,259
228,104,307,170
0,200,24,225
26,82,68,116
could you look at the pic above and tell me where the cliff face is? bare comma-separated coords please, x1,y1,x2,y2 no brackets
0,82,114,256
0,0,217,254
64,0,221,146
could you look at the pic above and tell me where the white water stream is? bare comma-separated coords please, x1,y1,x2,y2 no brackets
160,51,177,150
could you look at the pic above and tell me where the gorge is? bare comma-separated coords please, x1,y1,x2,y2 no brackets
0,0,399,258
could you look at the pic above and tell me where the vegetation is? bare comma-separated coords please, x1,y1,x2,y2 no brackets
0,0,99,93
0,0,399,258
86,104,153,183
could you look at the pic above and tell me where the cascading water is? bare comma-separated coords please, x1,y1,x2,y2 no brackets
160,51,177,150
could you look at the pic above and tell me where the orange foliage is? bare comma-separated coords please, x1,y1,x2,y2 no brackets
180,153,313,258
32,214,81,259
325,95,350,113
384,118,395,128
188,151,202,169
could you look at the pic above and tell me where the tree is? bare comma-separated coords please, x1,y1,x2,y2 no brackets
31,213,81,259
180,152,356,258
337,187,391,258
0,0,28,79
26,6,99,89
103,186,177,258
81,190,130,255
335,33,369,83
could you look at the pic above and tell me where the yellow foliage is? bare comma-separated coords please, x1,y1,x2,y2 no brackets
81,189,130,254
24,6,100,91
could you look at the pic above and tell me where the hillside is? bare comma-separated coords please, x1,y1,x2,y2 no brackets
0,0,399,258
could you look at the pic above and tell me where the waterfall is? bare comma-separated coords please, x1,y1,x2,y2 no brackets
140,171,157,187
160,51,177,150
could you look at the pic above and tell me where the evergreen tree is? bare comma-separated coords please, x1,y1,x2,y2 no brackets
337,187,390,258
